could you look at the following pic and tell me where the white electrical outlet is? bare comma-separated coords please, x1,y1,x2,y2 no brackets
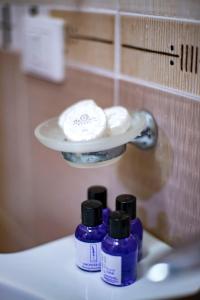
22,15,65,82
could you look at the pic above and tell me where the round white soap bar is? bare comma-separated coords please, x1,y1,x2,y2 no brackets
61,100,107,142
104,106,131,136
58,99,96,129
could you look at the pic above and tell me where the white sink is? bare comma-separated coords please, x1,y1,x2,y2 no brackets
0,232,199,300
0,282,43,300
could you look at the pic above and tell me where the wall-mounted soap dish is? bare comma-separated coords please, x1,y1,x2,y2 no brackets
34,110,158,168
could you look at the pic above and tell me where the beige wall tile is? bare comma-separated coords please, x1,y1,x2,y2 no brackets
67,40,114,70
121,15,200,95
51,11,115,70
52,11,115,41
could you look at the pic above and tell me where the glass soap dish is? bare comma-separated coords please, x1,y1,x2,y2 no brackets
35,110,158,168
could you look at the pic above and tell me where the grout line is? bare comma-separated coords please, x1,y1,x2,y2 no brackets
114,9,120,75
119,74,200,102
114,76,120,106
120,11,200,24
113,5,120,106
67,60,200,102
12,1,200,22
45,3,117,15
67,61,115,78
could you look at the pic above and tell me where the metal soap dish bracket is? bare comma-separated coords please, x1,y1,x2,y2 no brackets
34,110,158,168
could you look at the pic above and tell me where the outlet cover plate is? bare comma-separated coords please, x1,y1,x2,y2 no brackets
22,15,65,82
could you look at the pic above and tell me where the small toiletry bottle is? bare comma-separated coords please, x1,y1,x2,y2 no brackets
116,194,143,261
101,211,138,286
88,186,110,228
75,200,107,272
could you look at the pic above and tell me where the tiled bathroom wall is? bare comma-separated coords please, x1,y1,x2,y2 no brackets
0,0,200,252
52,7,200,97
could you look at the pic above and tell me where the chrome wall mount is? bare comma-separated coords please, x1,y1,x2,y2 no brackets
130,111,158,150
62,145,127,167
35,110,158,168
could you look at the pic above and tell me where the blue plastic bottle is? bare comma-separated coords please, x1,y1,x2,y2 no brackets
75,200,107,272
101,211,138,286
87,186,110,228
116,194,143,261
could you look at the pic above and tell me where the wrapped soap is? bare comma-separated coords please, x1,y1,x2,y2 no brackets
104,106,131,136
58,100,107,142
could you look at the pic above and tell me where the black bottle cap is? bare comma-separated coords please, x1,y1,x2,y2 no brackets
109,211,130,239
87,185,107,209
116,194,137,220
81,200,102,227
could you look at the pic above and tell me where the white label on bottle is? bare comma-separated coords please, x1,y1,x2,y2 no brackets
75,239,101,271
101,251,122,285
